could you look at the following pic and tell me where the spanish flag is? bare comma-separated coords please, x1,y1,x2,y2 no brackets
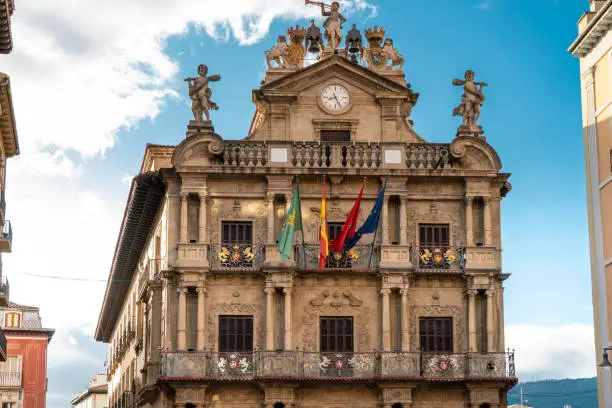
319,181,329,269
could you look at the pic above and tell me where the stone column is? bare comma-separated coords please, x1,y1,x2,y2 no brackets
180,193,188,243
483,197,492,247
198,193,207,243
177,288,188,350
468,289,477,352
382,196,390,245
464,196,473,247
399,196,408,245
400,288,410,351
283,288,293,350
196,287,207,350
267,193,275,244
381,288,391,351
486,290,495,352
265,287,275,350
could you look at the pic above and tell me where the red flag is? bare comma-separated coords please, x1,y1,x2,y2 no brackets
319,182,329,269
329,183,364,253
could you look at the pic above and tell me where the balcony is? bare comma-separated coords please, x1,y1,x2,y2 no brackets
411,246,466,271
217,142,453,171
137,258,162,298
0,330,6,362
0,371,21,387
0,276,9,306
210,244,264,270
161,350,515,381
0,220,12,253
295,244,380,270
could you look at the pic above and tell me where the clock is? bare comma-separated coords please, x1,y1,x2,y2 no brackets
320,84,351,114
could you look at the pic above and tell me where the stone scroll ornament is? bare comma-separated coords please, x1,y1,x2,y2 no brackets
452,70,487,131
184,64,221,121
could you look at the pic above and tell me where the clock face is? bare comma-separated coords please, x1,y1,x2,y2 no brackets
321,84,350,112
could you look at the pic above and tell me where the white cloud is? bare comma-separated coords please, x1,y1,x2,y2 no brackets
475,0,494,10
5,0,376,177
506,324,596,380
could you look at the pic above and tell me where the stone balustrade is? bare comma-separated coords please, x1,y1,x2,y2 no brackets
161,351,515,380
217,141,453,170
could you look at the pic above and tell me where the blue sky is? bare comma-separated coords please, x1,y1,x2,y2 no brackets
0,0,596,405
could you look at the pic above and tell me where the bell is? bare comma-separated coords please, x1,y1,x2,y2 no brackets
600,349,612,367
308,39,322,54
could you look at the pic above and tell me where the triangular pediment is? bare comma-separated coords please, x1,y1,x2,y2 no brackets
259,55,416,98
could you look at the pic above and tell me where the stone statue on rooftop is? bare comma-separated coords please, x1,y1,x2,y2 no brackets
306,0,346,51
382,38,404,71
452,70,487,130
265,36,289,69
185,64,221,122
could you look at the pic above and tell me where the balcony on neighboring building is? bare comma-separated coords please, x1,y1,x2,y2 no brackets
161,350,515,381
295,244,380,271
0,220,11,253
0,330,6,362
0,190,6,225
137,258,162,299
0,370,21,387
411,246,466,271
0,276,9,306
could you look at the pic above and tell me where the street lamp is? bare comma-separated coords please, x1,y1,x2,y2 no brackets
599,346,612,367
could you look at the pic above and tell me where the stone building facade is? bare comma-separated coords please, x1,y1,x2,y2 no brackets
570,1,612,406
95,17,515,408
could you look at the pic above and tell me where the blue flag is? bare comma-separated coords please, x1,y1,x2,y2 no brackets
345,180,387,249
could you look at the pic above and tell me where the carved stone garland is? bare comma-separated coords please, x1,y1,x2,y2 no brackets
408,304,466,352
301,291,372,352
207,303,264,351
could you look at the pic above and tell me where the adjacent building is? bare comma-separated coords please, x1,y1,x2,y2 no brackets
570,1,612,407
71,374,108,408
96,13,516,408
0,300,54,407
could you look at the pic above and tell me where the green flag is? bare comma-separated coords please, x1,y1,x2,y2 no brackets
278,180,303,261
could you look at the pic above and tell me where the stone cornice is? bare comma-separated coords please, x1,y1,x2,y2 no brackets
569,0,612,57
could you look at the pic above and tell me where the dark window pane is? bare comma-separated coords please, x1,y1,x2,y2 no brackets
328,222,344,241
320,317,353,352
320,130,350,142
418,224,450,247
221,222,253,245
219,316,254,352
418,317,453,353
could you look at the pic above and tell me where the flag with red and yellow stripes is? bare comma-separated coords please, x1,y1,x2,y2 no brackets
318,181,329,269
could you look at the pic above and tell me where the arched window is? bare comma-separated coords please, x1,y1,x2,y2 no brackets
274,403,285,408
392,404,403,408
480,404,491,408
5,312,19,328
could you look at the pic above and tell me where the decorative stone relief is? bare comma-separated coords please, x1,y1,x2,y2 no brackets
409,304,466,352
406,201,462,246
207,303,263,350
302,292,372,351
210,199,267,244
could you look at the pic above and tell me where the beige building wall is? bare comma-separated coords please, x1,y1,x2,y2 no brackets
571,1,612,406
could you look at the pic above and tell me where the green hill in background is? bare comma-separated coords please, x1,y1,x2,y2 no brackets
507,378,597,408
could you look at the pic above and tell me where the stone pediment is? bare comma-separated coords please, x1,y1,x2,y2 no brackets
256,55,418,102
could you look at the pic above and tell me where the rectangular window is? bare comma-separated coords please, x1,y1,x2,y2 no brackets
328,222,344,241
218,316,253,352
418,224,450,247
222,221,253,245
187,195,200,243
472,198,485,246
320,317,354,352
419,317,453,353
475,292,488,352
320,130,350,142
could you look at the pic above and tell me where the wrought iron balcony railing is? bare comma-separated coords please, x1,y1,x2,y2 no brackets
295,244,380,270
0,276,9,298
161,350,515,380
217,141,453,170
210,244,264,269
411,246,466,270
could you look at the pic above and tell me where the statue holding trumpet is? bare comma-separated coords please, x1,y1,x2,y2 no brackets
452,70,487,128
305,0,346,52
184,64,221,122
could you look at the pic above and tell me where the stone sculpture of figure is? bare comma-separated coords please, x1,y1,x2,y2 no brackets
306,0,346,51
382,38,404,70
345,24,363,59
265,35,289,69
306,20,323,53
452,70,487,128
185,64,221,122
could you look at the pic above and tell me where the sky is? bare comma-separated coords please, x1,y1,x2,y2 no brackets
0,0,595,405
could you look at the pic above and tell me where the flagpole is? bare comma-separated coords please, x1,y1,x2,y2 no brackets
296,175,307,269
368,176,388,268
